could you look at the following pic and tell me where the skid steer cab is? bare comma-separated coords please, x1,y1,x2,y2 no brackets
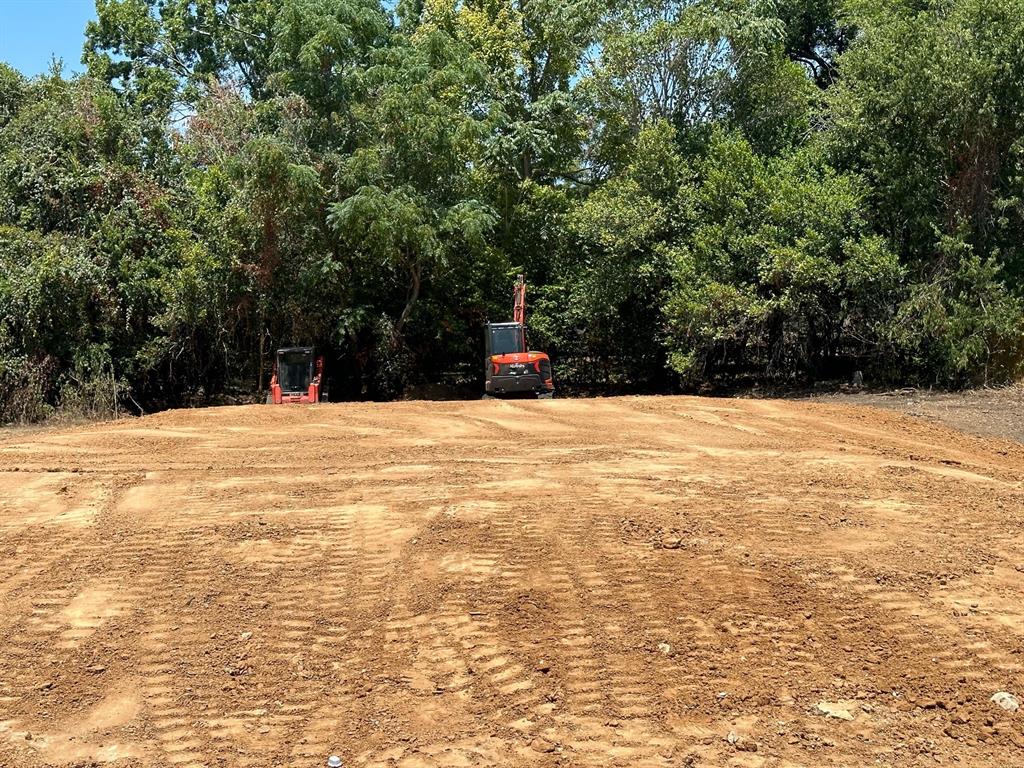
268,347,324,404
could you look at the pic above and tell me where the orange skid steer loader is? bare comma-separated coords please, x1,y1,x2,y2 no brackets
267,347,324,404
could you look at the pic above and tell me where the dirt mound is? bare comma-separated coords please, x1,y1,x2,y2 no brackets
1,396,1022,766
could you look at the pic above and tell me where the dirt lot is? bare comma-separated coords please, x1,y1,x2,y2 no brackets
816,385,1024,444
0,396,1022,768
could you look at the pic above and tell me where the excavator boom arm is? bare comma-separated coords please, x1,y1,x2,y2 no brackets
513,274,526,326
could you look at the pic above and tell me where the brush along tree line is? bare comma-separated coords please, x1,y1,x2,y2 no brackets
1,0,1023,420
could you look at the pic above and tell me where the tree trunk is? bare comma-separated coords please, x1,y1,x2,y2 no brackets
393,261,422,343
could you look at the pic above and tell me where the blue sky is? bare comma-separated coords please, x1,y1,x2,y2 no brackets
0,0,96,76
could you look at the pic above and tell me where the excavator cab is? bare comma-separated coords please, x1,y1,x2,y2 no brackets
486,323,526,357
484,276,554,398
268,347,324,404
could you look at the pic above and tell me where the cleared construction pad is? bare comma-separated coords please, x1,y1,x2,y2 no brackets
1,396,1022,767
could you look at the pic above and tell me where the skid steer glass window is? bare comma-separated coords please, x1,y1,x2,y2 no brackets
489,326,524,355
278,353,311,392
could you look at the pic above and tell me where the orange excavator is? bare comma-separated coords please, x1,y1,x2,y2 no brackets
484,275,554,398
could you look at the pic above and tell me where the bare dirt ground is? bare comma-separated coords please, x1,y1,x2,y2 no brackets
0,396,1022,768
815,385,1024,444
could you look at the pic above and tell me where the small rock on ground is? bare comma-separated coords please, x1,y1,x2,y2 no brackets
530,737,557,753
990,692,1019,713
725,731,757,752
816,701,855,721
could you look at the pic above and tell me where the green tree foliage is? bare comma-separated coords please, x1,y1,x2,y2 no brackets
85,0,279,107
583,0,782,168
775,0,852,87
826,0,1024,381
548,120,685,389
328,16,498,394
0,71,176,418
0,0,1022,421
663,132,904,383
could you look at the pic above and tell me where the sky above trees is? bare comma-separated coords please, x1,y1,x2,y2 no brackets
0,0,95,76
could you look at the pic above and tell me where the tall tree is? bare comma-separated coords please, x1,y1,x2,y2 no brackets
327,17,497,394
85,0,279,108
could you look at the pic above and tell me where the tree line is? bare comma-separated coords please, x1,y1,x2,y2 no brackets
1,0,1022,420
